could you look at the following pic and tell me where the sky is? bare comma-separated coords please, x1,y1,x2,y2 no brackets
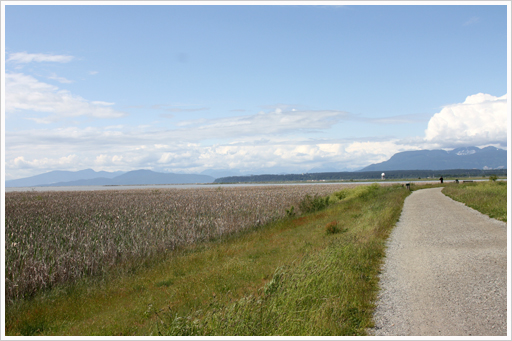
2,2,510,180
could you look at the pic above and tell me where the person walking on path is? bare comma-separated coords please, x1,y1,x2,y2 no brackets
371,187,507,336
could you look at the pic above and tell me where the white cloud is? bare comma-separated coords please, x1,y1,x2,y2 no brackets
424,93,507,148
174,108,349,139
13,154,78,169
48,73,74,84
91,101,115,106
5,73,127,122
5,92,508,180
7,52,74,63
366,113,431,125
6,122,419,179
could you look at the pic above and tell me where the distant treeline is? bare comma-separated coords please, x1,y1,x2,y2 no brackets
213,168,507,183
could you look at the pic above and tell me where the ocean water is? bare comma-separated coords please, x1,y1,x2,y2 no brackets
3,180,449,193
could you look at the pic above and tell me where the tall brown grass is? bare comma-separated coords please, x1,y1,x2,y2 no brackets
5,184,356,304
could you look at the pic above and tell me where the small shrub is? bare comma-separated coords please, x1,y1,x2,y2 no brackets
325,221,341,234
334,190,347,200
357,183,380,200
299,194,330,214
489,174,498,182
263,266,286,296
285,206,296,217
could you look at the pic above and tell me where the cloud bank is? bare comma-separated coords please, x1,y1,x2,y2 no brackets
424,93,507,148
5,73,127,123
7,52,74,64
4,90,508,180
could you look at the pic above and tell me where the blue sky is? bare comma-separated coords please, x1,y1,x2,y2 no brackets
2,2,509,180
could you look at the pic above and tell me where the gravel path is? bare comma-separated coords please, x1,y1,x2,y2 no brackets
370,187,507,336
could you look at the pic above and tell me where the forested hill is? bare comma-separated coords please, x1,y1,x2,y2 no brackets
213,168,507,183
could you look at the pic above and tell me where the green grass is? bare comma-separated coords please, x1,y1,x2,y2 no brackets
442,180,507,222
5,184,409,336
161,184,409,336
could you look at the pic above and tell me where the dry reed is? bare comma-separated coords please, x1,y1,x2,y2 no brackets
5,184,355,303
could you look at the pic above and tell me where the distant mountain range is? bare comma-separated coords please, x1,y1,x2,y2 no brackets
5,169,126,187
5,169,214,187
360,146,507,171
5,146,507,187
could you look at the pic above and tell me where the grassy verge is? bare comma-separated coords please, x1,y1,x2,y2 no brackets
160,184,409,336
441,180,507,222
5,184,409,336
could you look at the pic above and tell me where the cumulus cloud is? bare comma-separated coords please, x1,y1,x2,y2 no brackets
7,52,74,63
13,154,78,169
424,93,507,148
5,73,127,122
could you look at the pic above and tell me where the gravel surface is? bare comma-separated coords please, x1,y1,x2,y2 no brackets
370,187,507,336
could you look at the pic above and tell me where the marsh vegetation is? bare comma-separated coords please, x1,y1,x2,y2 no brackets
5,184,357,304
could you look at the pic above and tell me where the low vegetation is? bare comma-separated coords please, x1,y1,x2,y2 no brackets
442,180,507,222
160,183,408,336
5,183,409,335
5,184,356,304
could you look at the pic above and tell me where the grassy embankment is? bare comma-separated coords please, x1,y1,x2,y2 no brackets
5,183,409,336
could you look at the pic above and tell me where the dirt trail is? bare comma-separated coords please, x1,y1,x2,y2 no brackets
371,187,507,336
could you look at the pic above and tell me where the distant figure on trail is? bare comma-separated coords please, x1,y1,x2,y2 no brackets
439,176,444,184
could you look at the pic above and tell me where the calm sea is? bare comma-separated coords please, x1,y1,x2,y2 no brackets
4,180,449,193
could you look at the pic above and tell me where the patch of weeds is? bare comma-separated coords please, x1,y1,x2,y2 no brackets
334,190,347,200
325,221,345,235
173,269,186,277
263,266,286,296
18,315,48,336
285,206,296,217
355,183,380,200
345,306,364,332
156,279,174,287
299,194,330,214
